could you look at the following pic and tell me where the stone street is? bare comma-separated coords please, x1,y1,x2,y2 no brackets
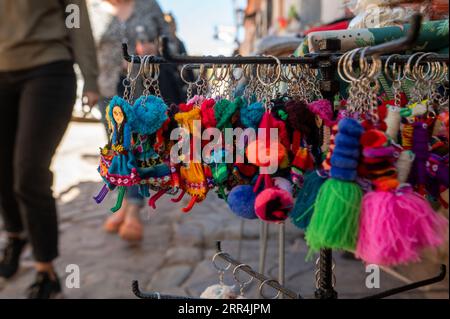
0,122,448,299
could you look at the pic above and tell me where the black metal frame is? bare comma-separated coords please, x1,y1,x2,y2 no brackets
126,13,449,300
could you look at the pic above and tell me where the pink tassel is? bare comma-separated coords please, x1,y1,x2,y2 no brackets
356,188,448,266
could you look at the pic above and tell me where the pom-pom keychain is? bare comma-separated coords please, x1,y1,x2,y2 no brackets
357,185,448,266
240,101,265,129
246,112,293,223
305,118,364,253
227,185,258,220
129,95,177,209
356,128,448,266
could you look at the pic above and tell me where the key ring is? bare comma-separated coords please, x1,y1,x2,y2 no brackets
385,54,405,82
256,55,282,87
212,252,232,272
259,279,281,299
233,264,253,287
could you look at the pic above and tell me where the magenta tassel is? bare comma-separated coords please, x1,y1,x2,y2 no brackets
356,188,448,266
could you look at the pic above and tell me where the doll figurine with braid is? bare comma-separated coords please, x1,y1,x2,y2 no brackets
106,96,141,212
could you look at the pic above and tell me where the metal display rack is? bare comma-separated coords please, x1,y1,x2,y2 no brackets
122,14,448,299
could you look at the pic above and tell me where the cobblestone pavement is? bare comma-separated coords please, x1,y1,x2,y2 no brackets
0,123,448,299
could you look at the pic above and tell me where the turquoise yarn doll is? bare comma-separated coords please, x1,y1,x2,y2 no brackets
106,96,141,212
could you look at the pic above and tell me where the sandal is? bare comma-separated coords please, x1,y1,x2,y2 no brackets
103,204,127,233
118,217,143,242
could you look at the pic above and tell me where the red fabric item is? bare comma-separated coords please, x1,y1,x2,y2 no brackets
200,98,217,128
259,113,290,150
304,20,350,36
179,103,194,113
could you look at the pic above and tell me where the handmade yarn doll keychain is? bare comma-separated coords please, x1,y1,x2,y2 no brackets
94,57,141,212
172,65,210,213
128,57,176,209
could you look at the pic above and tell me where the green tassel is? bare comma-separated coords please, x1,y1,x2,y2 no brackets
305,179,362,255
111,186,126,213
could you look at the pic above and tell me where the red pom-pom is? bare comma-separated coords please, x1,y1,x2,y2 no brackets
255,187,293,223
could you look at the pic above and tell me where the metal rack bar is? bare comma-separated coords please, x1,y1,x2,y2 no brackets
362,265,447,299
216,241,301,299
122,42,448,67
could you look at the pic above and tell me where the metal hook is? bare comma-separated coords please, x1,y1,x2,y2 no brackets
362,265,447,299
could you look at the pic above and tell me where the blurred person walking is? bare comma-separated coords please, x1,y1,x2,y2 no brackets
96,0,184,243
0,0,99,298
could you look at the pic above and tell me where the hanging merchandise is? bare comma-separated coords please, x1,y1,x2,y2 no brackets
247,58,294,223
118,12,450,300
94,59,145,213
174,95,209,213
105,28,449,301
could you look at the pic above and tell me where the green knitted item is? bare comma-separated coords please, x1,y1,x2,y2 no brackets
305,179,363,255
215,97,244,130
111,186,126,213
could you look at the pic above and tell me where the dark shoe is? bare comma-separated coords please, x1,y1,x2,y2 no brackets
0,237,27,279
26,272,62,299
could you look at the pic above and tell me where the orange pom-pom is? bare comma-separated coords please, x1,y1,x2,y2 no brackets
246,140,287,168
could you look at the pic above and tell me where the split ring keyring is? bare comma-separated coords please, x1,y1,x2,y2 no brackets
417,53,446,82
413,52,437,82
129,55,143,83
231,64,245,82
259,279,281,299
404,52,425,81
385,54,405,82
343,48,365,82
180,64,201,86
358,47,382,80
143,56,160,82
338,48,360,83
125,55,142,82
233,264,254,287
256,55,282,87
360,47,382,81
212,252,232,273
214,64,228,82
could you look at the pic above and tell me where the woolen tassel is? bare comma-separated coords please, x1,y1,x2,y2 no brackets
290,171,327,230
356,189,448,266
305,179,363,253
